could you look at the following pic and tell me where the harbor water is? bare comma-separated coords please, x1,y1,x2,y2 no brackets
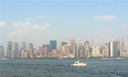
0,59,128,77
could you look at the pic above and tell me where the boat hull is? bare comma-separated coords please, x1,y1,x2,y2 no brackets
71,63,87,66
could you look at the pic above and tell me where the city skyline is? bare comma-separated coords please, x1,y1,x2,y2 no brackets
0,39,127,58
0,0,128,50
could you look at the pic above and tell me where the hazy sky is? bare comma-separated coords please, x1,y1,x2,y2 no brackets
0,0,128,50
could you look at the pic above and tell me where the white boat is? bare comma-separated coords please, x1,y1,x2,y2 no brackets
0,58,7,60
70,60,87,66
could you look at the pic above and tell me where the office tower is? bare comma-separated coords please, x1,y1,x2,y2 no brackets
7,41,13,58
113,41,119,57
92,46,101,57
38,46,43,58
12,42,19,58
28,43,34,53
84,41,90,51
0,46,4,58
109,41,119,57
69,39,76,55
49,40,57,52
22,42,26,50
104,43,110,57
42,44,49,57
101,46,105,57
119,39,125,57
109,41,114,57
75,39,82,59
27,43,34,58
61,45,69,58
89,40,93,57
61,42,67,46
84,41,90,57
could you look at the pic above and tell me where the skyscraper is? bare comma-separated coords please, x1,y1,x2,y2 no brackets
119,39,125,57
84,41,90,51
69,39,76,56
92,46,101,57
84,41,90,57
104,43,110,57
0,46,4,58
22,42,26,50
75,39,82,59
42,44,49,57
7,41,13,58
61,42,67,46
109,41,119,57
28,43,34,53
49,40,57,52
89,40,93,57
12,42,19,58
27,43,34,58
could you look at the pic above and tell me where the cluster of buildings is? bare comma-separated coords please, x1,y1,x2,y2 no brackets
0,39,128,59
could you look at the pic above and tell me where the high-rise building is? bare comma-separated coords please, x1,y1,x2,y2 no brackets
100,46,105,57
22,42,26,50
84,41,90,51
104,43,110,57
12,42,19,58
109,41,119,57
49,40,57,52
0,46,4,58
109,41,114,57
75,39,82,59
61,42,67,46
119,39,125,57
27,43,34,58
28,43,34,53
42,44,49,57
84,41,90,57
68,39,76,56
7,41,13,58
92,46,101,57
38,46,43,58
89,40,93,57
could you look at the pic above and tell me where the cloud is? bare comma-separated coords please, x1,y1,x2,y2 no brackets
0,21,6,28
92,15,117,20
9,21,49,38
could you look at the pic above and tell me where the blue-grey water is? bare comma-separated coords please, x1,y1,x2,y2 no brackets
0,59,128,77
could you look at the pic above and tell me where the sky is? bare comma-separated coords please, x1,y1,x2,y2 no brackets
0,0,128,50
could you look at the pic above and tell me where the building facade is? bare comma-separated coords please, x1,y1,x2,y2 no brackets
109,41,119,57
49,40,57,52
0,46,4,58
7,41,13,58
